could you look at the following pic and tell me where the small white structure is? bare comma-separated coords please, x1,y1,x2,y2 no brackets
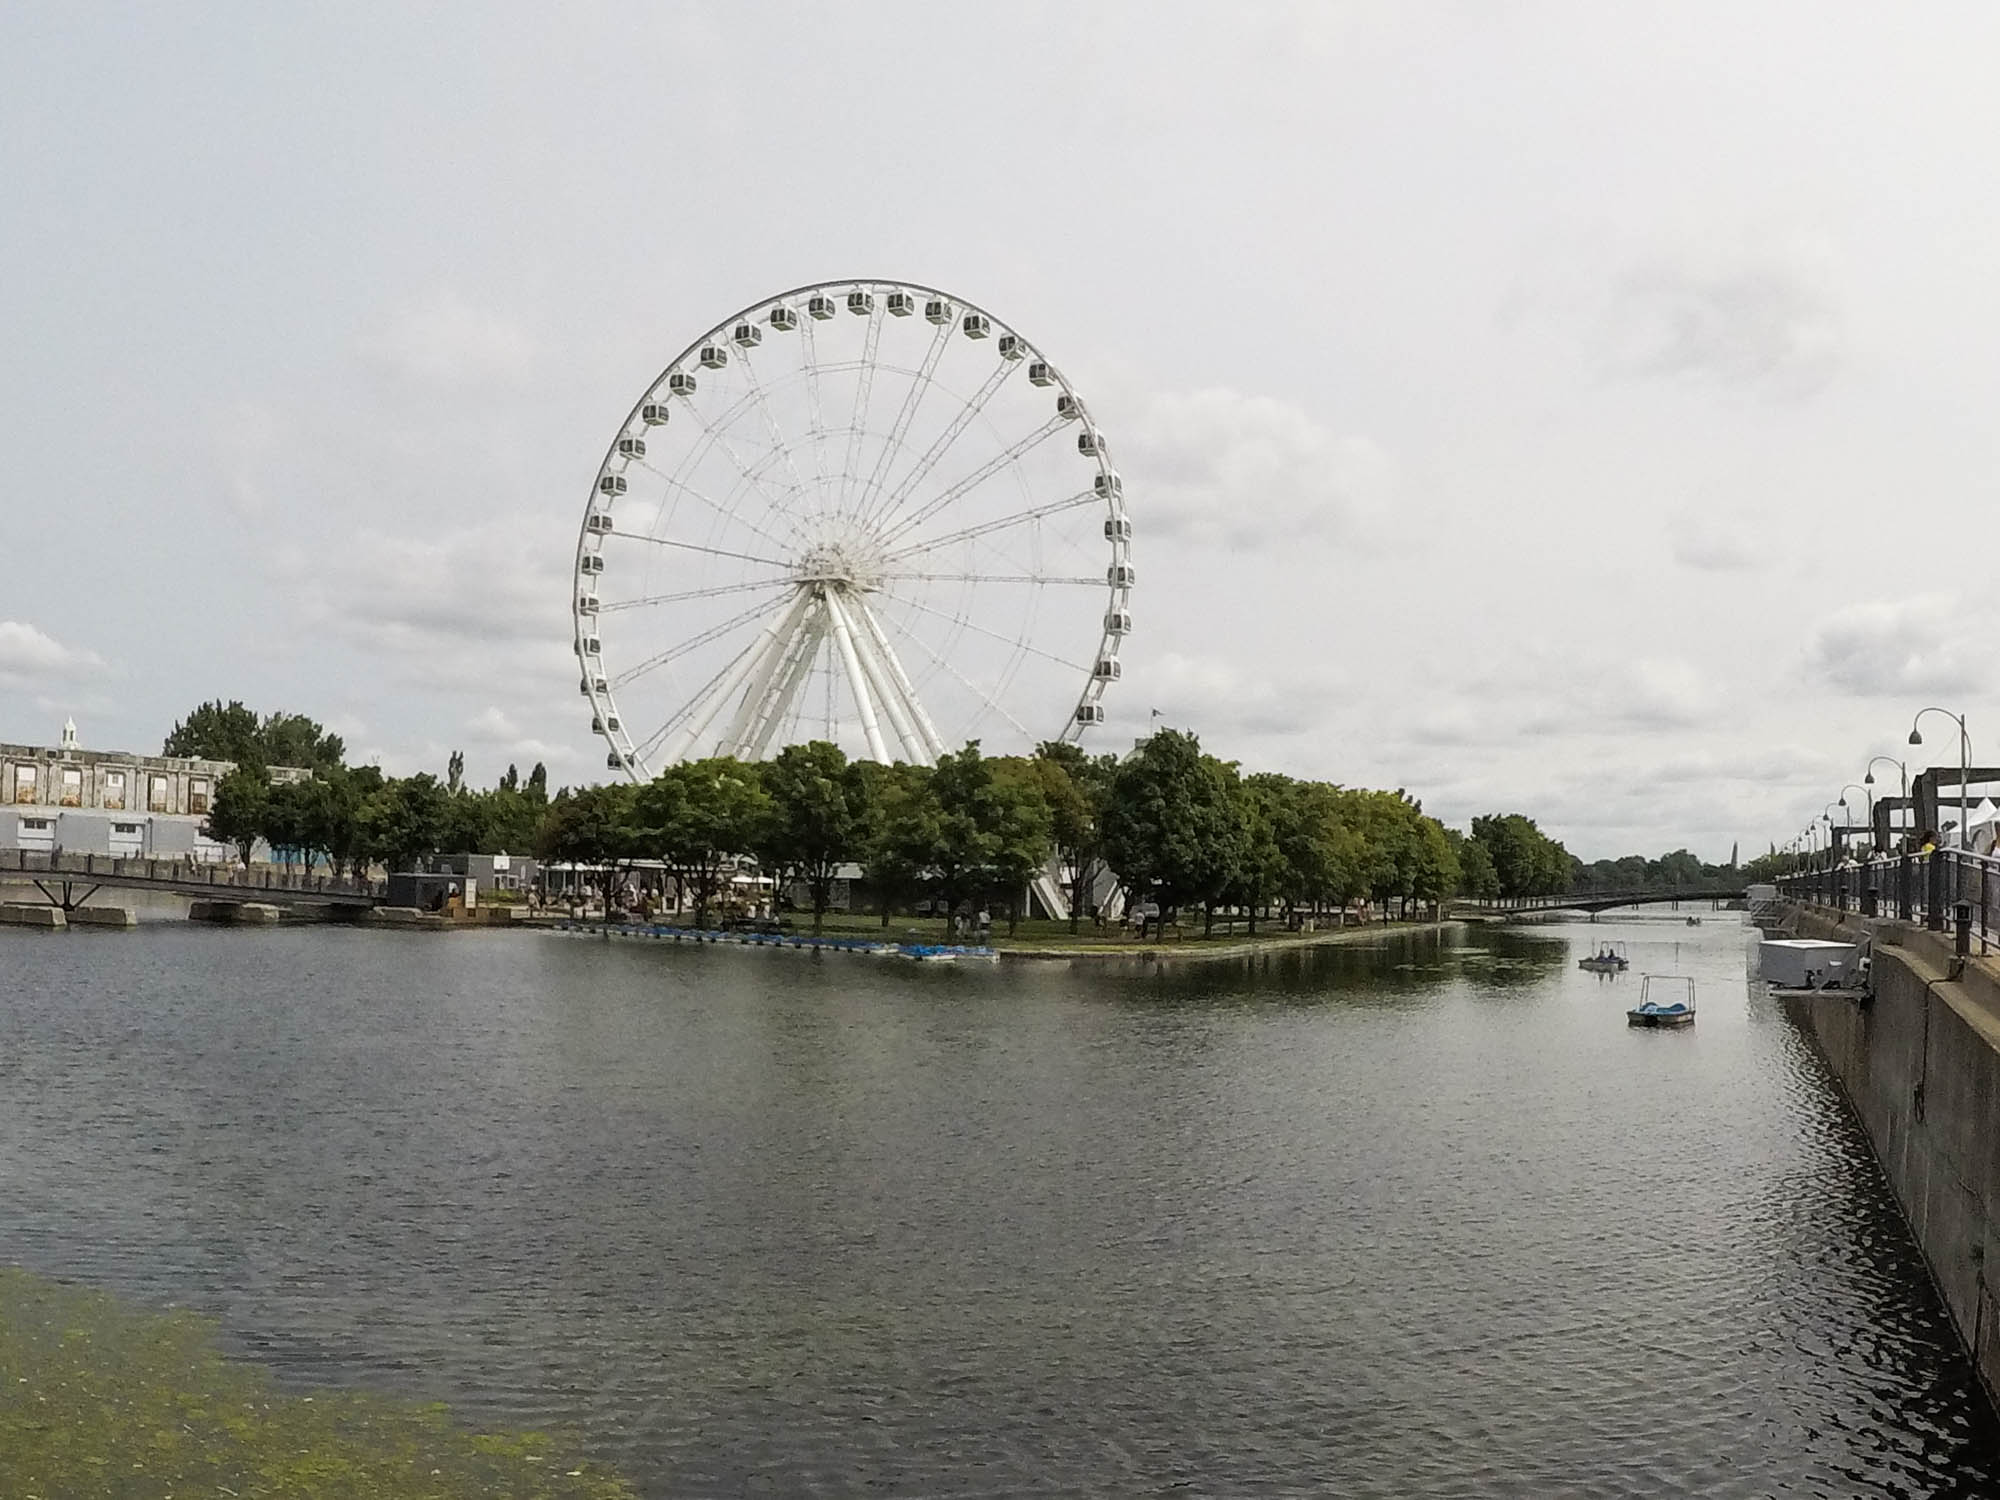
1756,937,1861,989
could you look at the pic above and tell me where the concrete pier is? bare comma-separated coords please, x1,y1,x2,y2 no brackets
66,905,137,928
1773,907,2000,1406
0,901,64,929
187,900,282,924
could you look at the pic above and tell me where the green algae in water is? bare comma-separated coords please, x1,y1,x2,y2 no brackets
0,1268,635,1499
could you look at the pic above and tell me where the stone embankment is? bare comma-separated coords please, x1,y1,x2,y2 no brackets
1770,902,2000,1404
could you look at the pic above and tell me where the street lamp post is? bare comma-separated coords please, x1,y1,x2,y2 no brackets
1840,783,1872,854
1865,756,1908,850
1910,708,1973,850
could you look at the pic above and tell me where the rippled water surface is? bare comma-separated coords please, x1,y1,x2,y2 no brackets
3,916,1997,1496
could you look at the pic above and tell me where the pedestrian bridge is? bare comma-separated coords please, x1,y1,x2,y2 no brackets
0,849,381,911
1461,887,1745,917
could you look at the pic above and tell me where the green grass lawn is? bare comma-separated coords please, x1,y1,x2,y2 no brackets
0,1268,633,1500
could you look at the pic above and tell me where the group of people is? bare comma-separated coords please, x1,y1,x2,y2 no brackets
946,906,992,942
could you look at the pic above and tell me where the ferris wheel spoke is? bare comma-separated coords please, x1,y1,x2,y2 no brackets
666,398,811,542
599,576,792,613
798,318,832,488
880,571,1102,586
863,358,1016,534
875,584,1091,674
875,418,1067,548
882,488,1097,562
630,456,795,555
836,301,886,520
851,318,952,526
611,595,787,689
609,530,793,569
873,606,1033,742
734,344,823,527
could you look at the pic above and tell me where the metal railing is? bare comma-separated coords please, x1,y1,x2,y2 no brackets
1778,849,2000,948
0,848,382,902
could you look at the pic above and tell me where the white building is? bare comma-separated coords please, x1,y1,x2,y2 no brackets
0,719,305,861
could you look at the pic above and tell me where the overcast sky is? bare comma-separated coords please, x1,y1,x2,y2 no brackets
4,2,1996,861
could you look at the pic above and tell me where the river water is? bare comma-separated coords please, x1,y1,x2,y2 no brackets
2,915,1995,1496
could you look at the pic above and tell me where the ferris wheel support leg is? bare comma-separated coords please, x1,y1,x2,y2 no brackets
844,611,928,765
721,590,813,755
853,598,949,760
747,614,825,760
666,617,786,765
824,591,892,765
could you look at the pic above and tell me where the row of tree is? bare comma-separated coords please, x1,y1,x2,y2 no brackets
172,698,1734,932
537,730,1473,935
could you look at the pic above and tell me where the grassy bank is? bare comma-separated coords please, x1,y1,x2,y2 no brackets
0,1268,632,1500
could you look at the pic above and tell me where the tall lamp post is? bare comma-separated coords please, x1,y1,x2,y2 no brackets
1910,708,1972,849
1839,783,1872,855
1865,756,1907,850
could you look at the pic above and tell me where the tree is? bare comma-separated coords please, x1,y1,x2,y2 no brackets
1455,832,1501,900
322,765,379,880
758,742,872,933
1101,729,1247,938
634,758,771,928
860,761,939,928
1034,741,1117,932
163,701,344,772
535,783,639,907
362,774,450,873
257,713,345,772
1231,773,1296,935
204,766,270,868
985,755,1055,934
446,750,465,795
525,762,548,802
1408,817,1461,916
165,701,263,766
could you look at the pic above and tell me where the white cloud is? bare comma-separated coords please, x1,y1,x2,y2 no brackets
0,621,109,689
211,399,285,519
1805,594,1986,698
1669,510,1764,572
1593,240,1842,397
463,705,578,769
1117,388,1395,552
1129,649,1344,741
359,292,534,387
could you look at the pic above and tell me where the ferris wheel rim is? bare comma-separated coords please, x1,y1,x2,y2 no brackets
574,277,1131,781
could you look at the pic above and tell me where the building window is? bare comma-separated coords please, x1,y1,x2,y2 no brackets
59,767,83,807
112,822,140,834
147,774,170,812
13,765,37,804
188,777,211,816
103,771,126,811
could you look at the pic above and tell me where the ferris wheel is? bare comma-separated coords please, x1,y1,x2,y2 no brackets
574,279,1132,777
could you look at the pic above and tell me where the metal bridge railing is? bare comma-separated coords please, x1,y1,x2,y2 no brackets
0,848,383,901
1778,850,2000,949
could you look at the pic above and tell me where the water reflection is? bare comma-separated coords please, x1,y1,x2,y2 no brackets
0,917,1993,1498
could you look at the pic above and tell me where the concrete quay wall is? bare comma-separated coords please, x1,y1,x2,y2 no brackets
1775,904,2000,1402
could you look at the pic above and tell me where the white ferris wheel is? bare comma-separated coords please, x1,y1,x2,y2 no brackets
574,279,1132,777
